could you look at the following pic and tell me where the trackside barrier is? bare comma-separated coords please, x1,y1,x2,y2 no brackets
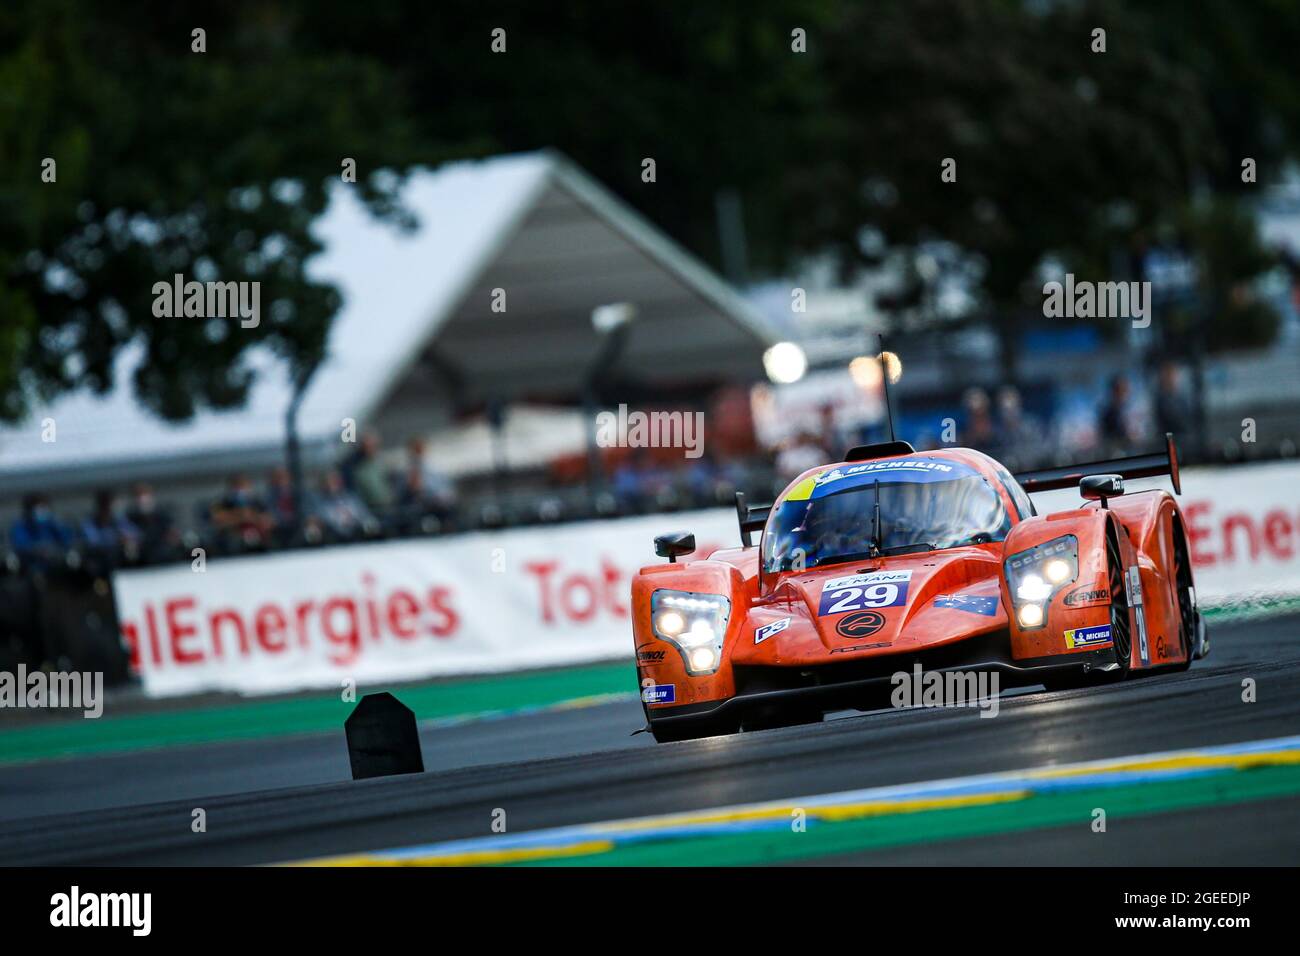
112,461,1300,697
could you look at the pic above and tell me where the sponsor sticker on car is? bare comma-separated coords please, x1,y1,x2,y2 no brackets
818,569,912,615
636,644,667,665
812,458,969,488
1064,624,1113,649
1127,565,1150,664
754,618,791,644
641,683,676,704
1063,585,1109,608
836,610,886,637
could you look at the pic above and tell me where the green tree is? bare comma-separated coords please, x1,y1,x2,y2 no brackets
3,0,1298,422
800,0,1219,376
0,0,426,422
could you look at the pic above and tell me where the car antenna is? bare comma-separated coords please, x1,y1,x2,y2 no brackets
871,477,882,558
878,332,897,443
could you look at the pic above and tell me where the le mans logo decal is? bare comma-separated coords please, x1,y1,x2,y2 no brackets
818,570,912,615
1064,625,1113,649
755,618,791,644
836,610,886,638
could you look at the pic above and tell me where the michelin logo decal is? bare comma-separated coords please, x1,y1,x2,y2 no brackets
641,683,676,704
1064,624,1113,649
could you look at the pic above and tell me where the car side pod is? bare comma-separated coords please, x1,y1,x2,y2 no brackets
345,692,425,781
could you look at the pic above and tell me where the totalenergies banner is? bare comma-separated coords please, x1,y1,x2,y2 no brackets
112,509,738,697
113,461,1300,697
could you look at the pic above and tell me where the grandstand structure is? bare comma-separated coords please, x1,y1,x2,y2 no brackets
0,151,779,519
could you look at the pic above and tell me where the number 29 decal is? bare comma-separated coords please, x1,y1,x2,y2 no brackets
818,570,912,615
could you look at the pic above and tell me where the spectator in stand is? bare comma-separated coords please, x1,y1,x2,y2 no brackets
776,431,828,482
682,449,723,507
958,387,998,453
1153,360,1197,457
314,469,374,539
126,482,178,561
611,447,677,512
817,403,846,460
8,493,73,567
209,474,275,548
994,385,1044,471
612,448,648,511
80,489,140,555
395,438,456,528
265,466,301,539
345,430,395,517
1098,373,1144,455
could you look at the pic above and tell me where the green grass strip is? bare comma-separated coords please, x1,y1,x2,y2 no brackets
0,661,636,765
1203,594,1300,621
515,763,1300,866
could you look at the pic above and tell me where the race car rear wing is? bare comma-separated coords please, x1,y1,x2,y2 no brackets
735,491,771,548
1013,432,1182,496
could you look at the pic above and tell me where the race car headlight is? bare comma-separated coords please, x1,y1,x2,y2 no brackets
651,590,730,676
1005,535,1079,631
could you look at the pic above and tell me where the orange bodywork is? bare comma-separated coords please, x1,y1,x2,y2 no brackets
631,447,1194,723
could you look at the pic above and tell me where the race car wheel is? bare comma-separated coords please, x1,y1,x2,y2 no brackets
1105,523,1133,676
1171,522,1203,670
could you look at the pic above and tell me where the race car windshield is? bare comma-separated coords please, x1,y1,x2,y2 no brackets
762,462,1010,573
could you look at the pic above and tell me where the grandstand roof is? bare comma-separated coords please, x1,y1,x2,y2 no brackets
0,151,779,494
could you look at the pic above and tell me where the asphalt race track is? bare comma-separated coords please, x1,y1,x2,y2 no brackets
1,613,1297,866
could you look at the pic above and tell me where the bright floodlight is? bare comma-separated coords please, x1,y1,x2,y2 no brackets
880,350,902,384
849,351,901,391
849,355,882,390
763,342,807,384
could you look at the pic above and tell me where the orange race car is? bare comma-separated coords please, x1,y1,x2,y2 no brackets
631,435,1209,742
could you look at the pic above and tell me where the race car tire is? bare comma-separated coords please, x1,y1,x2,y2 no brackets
1103,519,1134,679
1170,518,1205,670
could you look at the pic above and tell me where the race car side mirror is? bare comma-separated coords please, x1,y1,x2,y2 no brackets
1080,474,1125,509
654,530,696,563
